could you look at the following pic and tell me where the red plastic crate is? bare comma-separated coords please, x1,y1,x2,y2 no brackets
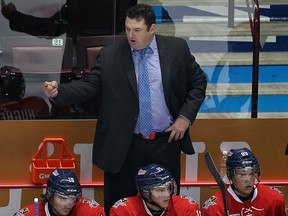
31,138,75,184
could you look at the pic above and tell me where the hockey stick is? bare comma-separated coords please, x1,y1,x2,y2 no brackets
34,198,39,216
205,152,229,216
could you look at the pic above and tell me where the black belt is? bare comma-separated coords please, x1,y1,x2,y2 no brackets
134,131,171,140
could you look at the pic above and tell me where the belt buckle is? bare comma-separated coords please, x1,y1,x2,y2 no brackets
142,132,156,140
148,132,156,140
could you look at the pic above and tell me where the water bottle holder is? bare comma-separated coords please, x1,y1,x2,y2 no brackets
31,138,76,184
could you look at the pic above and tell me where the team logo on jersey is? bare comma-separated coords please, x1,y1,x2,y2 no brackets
112,198,129,208
181,195,197,204
248,206,265,214
202,196,217,209
84,199,100,208
16,207,30,215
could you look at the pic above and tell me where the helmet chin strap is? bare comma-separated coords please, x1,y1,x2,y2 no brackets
231,183,254,201
145,192,174,212
255,176,261,187
145,198,165,211
231,179,261,202
231,174,261,194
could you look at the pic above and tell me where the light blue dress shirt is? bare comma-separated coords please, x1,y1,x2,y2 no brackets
132,35,173,134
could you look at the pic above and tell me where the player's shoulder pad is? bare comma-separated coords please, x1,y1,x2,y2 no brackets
270,186,284,196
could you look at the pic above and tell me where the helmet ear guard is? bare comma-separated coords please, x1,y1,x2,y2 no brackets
140,186,150,200
226,148,260,181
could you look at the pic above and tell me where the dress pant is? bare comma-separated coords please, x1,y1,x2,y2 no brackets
104,133,181,215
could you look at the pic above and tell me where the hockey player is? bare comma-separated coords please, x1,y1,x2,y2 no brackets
14,168,105,216
110,163,201,216
201,147,286,216
0,66,50,119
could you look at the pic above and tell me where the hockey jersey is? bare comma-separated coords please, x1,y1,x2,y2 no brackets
110,194,201,216
201,184,286,216
14,197,105,216
0,96,49,120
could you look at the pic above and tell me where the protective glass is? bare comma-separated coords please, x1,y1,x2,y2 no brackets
54,192,77,204
151,181,174,197
234,167,258,180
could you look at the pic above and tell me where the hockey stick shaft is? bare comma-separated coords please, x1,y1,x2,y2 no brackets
34,198,39,216
205,152,229,216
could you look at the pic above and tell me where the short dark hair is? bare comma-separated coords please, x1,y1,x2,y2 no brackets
126,4,156,30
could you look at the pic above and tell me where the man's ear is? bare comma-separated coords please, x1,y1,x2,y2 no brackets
149,24,156,34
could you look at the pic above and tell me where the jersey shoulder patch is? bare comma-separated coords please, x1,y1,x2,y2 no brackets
14,207,30,215
112,198,129,208
180,195,197,205
202,195,218,210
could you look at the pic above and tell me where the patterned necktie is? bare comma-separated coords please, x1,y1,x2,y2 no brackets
138,48,153,137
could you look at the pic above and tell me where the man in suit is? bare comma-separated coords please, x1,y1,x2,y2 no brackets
43,4,207,214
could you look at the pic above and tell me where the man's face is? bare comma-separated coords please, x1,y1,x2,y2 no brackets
125,17,155,50
147,184,173,210
232,167,258,197
50,193,77,216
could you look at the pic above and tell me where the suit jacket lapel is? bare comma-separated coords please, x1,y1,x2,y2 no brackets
120,41,138,98
156,35,171,104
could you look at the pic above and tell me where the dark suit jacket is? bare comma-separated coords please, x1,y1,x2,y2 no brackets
55,35,207,173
